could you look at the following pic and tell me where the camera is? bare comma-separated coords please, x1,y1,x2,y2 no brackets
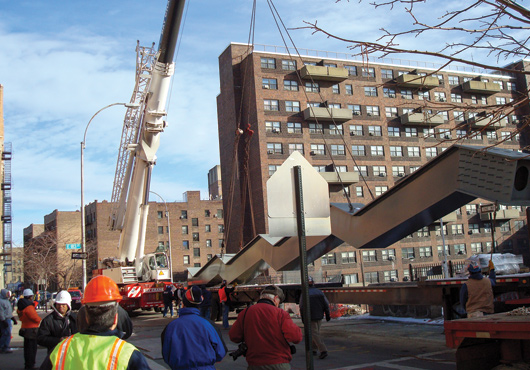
229,342,248,361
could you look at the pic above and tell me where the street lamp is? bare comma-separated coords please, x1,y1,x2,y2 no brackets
80,102,139,289
150,191,173,283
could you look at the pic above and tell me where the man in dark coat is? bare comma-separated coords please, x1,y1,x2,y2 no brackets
199,285,212,319
300,276,331,359
162,285,174,318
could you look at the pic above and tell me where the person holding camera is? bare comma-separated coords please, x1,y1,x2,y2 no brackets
229,285,302,369
161,285,226,370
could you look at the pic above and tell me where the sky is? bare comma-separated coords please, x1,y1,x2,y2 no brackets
0,0,509,246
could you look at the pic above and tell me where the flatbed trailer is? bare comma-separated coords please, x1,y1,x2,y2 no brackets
444,312,530,369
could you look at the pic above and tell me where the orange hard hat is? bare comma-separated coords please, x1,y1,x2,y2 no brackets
82,275,122,305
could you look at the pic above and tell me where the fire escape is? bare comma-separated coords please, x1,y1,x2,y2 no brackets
1,142,12,278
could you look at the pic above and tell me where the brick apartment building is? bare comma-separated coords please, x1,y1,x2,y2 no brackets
217,42,530,285
85,191,224,281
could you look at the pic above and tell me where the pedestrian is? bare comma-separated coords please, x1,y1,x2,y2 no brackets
229,285,302,369
219,280,235,329
175,284,185,317
460,256,496,318
40,275,150,370
199,285,212,319
37,290,78,356
77,304,134,340
0,289,16,354
299,276,331,359
162,285,174,318
161,285,226,369
17,288,41,369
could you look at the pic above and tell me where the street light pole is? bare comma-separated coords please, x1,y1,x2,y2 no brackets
150,191,173,283
81,102,138,289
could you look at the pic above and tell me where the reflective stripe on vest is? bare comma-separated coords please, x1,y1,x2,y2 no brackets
51,333,136,370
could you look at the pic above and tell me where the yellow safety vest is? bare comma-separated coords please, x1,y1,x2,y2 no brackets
51,333,137,370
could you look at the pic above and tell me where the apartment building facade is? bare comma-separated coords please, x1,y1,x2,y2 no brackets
85,191,224,281
217,42,529,285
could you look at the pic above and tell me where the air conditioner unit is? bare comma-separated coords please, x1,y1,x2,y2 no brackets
213,215,218,218
179,216,185,219
390,278,397,282
267,150,274,154
389,94,396,98
398,173,405,177
439,98,446,102
310,151,316,156
444,135,451,139
369,133,374,136
367,113,372,116
466,211,471,215
379,173,386,177
272,129,279,133
403,277,409,282
388,256,395,261
263,85,270,89
353,111,360,115
349,132,356,136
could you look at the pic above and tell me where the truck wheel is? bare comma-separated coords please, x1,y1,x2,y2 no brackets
154,307,161,313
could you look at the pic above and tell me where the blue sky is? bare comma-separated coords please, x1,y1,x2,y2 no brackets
0,0,505,245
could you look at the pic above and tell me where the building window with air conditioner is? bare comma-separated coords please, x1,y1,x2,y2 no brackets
267,142,283,154
310,144,325,155
373,165,386,177
349,125,363,136
400,89,413,99
384,270,398,282
434,91,446,102
469,223,480,234
181,210,188,219
385,107,398,118
366,105,380,116
348,104,362,116
262,78,277,90
382,249,395,261
392,165,405,177
368,125,382,136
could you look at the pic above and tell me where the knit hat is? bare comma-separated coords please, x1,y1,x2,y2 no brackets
23,289,34,297
182,285,203,307
261,285,285,303
467,256,481,273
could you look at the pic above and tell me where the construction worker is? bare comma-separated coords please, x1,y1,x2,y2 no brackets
40,276,151,370
460,256,496,318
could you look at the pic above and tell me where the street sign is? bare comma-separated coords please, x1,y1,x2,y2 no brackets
480,203,498,214
71,252,88,260
66,243,82,250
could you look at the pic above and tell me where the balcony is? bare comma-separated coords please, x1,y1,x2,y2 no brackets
432,211,458,223
467,114,507,129
303,107,353,122
319,171,359,185
479,209,520,221
396,73,439,88
462,80,501,94
300,65,349,82
400,112,444,126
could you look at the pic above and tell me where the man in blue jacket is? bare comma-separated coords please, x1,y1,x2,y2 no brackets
161,285,226,369
300,276,331,359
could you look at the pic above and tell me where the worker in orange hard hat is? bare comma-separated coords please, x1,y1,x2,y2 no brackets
40,276,151,370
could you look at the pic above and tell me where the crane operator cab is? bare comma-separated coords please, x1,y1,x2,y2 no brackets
140,252,170,282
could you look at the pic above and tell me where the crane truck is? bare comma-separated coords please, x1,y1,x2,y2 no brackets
92,0,186,312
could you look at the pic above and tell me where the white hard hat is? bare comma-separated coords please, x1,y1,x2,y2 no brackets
55,291,72,309
23,289,34,297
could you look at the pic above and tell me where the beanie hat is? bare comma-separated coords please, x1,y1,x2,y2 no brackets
23,289,34,297
467,256,481,273
182,285,203,307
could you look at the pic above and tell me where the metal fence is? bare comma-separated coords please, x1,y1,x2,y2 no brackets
410,260,467,280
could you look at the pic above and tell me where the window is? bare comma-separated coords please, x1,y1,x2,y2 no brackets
341,252,356,264
402,247,415,259
506,81,516,90
402,108,414,115
373,165,386,177
309,123,323,134
330,144,345,155
264,99,279,111
382,249,396,261
466,204,478,215
321,253,337,265
351,145,366,156
332,84,340,94
345,65,357,76
267,143,282,154
389,146,403,157
371,145,384,156
183,255,190,265
451,93,462,103
435,225,448,236
345,85,353,95
381,69,393,79
418,91,430,100
305,82,319,93
471,242,482,254
451,224,464,235
416,226,429,237
407,146,420,157
157,211,163,219
205,224,211,233
190,218,198,227
288,143,304,155
448,75,459,85
218,224,225,233
284,80,298,91
350,125,363,136
493,80,503,89
204,210,211,218
419,246,432,258
261,57,275,69
438,128,451,140
454,244,466,255
284,122,301,134
432,74,444,83
282,60,296,70
384,270,398,282
362,250,377,262
362,67,375,77
328,103,341,109
486,131,497,140
438,111,449,121
356,186,364,197
423,128,435,138
383,88,396,98
354,166,368,177
496,97,507,105
181,225,188,234
349,104,362,115
192,232,199,242
183,240,189,249
313,165,326,172
219,239,224,248
388,127,400,137
469,223,480,234
453,111,465,121
425,147,437,158
310,144,325,155
364,86,377,97
329,124,343,135
392,165,405,177
401,90,413,99
262,78,277,90
344,274,359,285
456,129,467,138
181,210,188,219
285,101,300,112
366,106,380,116
385,107,398,117
375,186,388,196
193,248,200,257
410,166,420,173
500,221,511,232
434,92,446,102
405,127,418,137
364,272,379,284
268,165,278,176
368,125,382,136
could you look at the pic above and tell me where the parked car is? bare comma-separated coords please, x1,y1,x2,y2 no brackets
67,288,82,310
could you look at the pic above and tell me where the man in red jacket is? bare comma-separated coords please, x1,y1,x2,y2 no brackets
229,285,302,369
